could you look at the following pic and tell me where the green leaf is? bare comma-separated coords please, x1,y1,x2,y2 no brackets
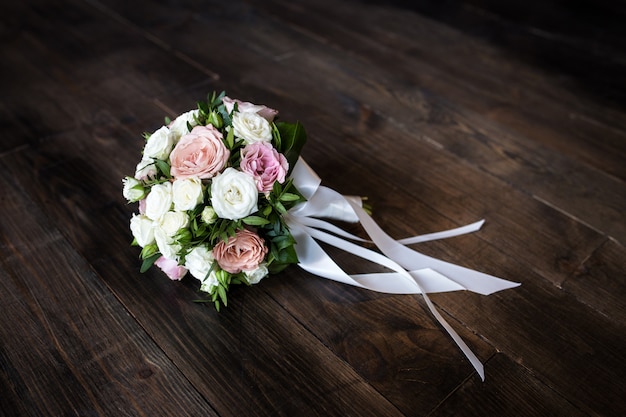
197,100,210,114
278,245,299,264
154,159,171,178
273,235,294,251
275,121,307,171
271,122,282,150
217,285,228,307
279,192,301,202
226,127,235,149
242,216,271,226
140,253,161,273
272,179,283,196
274,201,287,214
268,262,290,274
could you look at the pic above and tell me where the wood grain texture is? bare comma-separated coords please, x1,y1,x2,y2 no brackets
0,164,216,416
1,0,625,415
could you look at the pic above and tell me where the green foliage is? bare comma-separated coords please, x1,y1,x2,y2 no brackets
274,121,307,173
140,253,161,273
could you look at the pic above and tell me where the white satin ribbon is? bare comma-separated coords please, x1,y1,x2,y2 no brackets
285,158,520,380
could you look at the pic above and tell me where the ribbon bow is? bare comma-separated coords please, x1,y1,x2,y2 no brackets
285,158,520,380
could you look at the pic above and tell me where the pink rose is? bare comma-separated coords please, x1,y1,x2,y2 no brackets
213,229,268,274
240,142,288,192
169,125,229,180
223,96,278,122
154,256,188,280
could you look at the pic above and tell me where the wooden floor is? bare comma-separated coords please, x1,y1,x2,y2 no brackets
1,0,625,415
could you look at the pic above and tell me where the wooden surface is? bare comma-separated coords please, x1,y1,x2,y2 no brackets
1,0,625,415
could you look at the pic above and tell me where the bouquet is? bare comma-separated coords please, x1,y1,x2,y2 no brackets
123,92,307,310
123,92,520,379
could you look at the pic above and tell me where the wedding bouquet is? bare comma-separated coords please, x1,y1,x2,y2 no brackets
123,92,307,310
123,92,519,379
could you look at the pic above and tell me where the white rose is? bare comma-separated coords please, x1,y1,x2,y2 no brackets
232,111,272,144
158,211,189,237
245,263,268,284
154,227,181,260
143,126,173,160
199,270,219,293
135,157,157,180
172,178,203,211
185,245,214,281
129,214,155,247
169,109,199,142
122,176,146,202
210,168,258,220
145,182,173,220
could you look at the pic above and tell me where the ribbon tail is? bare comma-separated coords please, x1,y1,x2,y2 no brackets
347,201,520,295
398,219,485,244
288,222,368,289
420,288,485,380
289,216,487,379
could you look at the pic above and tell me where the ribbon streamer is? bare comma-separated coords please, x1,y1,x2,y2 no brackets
286,158,520,380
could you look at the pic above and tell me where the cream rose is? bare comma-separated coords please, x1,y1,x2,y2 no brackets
129,214,155,247
245,263,269,284
122,176,146,202
210,168,258,220
185,245,214,281
168,109,199,142
169,125,229,180
145,182,173,220
199,270,219,293
172,178,203,212
157,211,189,237
143,126,173,160
213,229,268,274
134,157,157,180
154,227,181,261
232,111,272,144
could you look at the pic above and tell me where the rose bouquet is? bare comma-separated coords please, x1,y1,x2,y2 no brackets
123,92,520,379
123,92,307,310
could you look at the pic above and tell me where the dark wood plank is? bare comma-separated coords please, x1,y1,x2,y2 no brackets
0,0,211,149
375,0,626,108
430,353,589,417
242,0,626,243
0,163,216,416
566,238,626,325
